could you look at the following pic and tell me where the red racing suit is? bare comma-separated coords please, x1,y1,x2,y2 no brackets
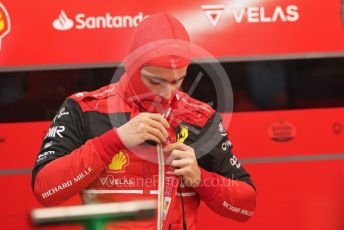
32,81,256,229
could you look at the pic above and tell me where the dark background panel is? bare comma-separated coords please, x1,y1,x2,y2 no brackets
1,57,343,122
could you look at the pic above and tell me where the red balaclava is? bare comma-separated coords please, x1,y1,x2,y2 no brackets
120,14,191,118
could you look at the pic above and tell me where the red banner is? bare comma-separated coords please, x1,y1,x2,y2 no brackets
0,0,343,69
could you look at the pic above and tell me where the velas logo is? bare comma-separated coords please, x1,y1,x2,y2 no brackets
0,3,11,50
52,11,74,31
53,10,146,31
201,3,300,25
107,151,129,173
99,174,135,187
268,120,297,142
201,4,226,26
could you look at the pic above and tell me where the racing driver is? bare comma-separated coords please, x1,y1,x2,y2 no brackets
32,14,256,230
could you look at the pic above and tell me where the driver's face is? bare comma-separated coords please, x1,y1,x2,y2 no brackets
140,65,188,100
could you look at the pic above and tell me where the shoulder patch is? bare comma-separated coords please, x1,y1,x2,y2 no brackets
69,84,116,102
68,84,118,113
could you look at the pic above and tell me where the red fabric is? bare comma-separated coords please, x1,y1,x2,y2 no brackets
93,128,126,163
34,140,106,206
34,129,125,206
194,168,256,222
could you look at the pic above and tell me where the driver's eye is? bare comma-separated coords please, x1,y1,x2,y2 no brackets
149,79,161,85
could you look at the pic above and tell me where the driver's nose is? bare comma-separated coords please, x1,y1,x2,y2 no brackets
158,84,174,100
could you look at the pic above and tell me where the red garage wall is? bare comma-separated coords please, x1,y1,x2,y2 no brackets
0,107,343,229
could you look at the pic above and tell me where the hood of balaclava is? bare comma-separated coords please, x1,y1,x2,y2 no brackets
121,14,191,115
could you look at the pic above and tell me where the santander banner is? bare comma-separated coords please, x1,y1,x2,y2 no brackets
0,0,343,69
